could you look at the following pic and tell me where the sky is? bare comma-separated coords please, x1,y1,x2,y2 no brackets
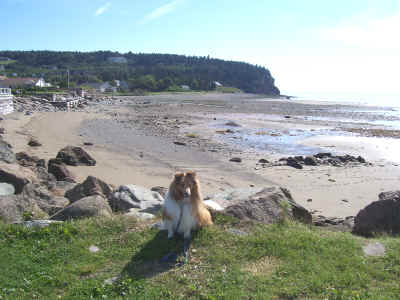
1,0,400,96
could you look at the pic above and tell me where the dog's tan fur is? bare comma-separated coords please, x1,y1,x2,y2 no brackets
184,171,213,227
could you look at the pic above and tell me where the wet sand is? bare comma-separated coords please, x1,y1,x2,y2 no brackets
3,92,400,218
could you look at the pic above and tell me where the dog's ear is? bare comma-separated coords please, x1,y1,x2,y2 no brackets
186,171,197,179
174,172,185,182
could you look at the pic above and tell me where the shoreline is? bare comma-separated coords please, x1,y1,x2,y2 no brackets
2,92,400,219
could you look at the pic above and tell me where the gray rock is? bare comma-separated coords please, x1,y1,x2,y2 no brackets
0,183,15,196
51,195,112,221
110,184,163,213
65,176,111,203
363,242,386,257
225,121,241,127
286,157,303,169
28,138,42,147
0,162,38,193
0,139,16,163
304,156,318,166
48,158,76,182
353,190,400,236
229,157,242,163
124,208,156,220
151,186,168,198
15,152,41,167
0,194,47,223
210,187,311,225
56,146,96,166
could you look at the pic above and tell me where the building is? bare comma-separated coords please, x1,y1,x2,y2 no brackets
0,87,14,115
0,77,51,88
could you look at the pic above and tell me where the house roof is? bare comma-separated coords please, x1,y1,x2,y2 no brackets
0,77,41,87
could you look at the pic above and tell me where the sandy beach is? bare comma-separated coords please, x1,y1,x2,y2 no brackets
3,92,400,219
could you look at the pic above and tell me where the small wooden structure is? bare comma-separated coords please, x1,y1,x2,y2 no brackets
0,88,14,115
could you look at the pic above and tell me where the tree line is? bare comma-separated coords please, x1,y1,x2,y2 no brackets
0,51,280,94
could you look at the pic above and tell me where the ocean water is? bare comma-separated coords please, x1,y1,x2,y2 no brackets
289,91,400,108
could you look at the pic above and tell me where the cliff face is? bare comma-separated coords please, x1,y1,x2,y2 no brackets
0,51,280,95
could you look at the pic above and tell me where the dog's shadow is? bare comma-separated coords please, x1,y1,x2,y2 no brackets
121,229,193,279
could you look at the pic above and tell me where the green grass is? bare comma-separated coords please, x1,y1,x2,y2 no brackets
215,86,243,93
0,215,399,299
0,60,16,65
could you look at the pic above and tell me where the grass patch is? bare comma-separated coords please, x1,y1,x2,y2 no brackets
0,59,16,65
0,215,400,299
215,86,242,93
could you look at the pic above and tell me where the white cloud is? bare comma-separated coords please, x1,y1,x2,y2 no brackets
95,2,111,16
141,0,184,24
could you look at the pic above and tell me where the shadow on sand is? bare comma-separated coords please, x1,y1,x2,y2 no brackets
121,230,193,279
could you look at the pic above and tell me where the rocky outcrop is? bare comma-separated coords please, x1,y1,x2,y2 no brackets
16,152,44,168
51,195,112,221
65,176,111,203
109,185,163,213
279,153,368,169
56,146,96,166
0,162,38,194
353,191,400,237
209,187,312,224
48,158,76,182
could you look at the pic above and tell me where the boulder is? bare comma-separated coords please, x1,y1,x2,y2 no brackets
0,194,47,223
286,157,303,169
151,186,168,198
33,166,57,189
0,162,38,194
56,146,96,166
50,195,112,221
353,191,400,237
0,138,16,164
0,183,15,196
28,138,42,147
22,183,69,215
48,158,76,182
109,184,163,213
65,176,111,203
210,187,311,224
16,152,42,168
304,156,318,166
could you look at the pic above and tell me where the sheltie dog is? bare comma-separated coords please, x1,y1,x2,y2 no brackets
162,171,213,239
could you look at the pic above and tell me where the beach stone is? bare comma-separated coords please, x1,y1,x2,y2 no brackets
304,156,318,166
286,157,303,169
28,138,42,147
222,187,311,224
0,183,15,196
173,141,186,146
0,162,39,194
363,242,386,257
51,195,112,221
16,152,42,168
109,184,163,213
357,156,366,163
229,157,242,163
0,128,5,134
48,158,76,182
353,190,400,237
314,152,332,159
0,194,47,223
151,186,168,198
65,176,112,203
56,146,96,166
258,158,269,164
124,208,156,220
0,138,16,164
225,121,241,127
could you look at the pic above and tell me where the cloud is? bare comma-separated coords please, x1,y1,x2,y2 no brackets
95,2,111,16
318,10,400,50
141,0,184,24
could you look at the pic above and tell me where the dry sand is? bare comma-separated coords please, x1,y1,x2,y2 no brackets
3,92,400,218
